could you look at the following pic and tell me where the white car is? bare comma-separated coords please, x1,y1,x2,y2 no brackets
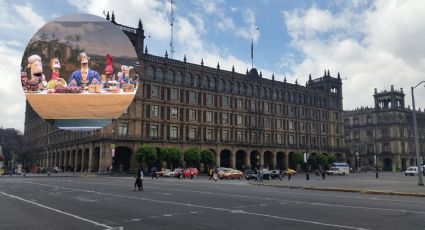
405,166,418,176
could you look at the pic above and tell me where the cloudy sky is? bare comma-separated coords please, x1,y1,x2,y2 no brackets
1,0,425,132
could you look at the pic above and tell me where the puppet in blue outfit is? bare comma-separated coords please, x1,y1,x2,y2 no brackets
68,52,101,87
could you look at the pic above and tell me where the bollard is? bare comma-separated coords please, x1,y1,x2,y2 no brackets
306,173,309,180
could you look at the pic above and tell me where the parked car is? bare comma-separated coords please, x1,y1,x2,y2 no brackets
245,169,258,180
283,168,297,176
218,168,232,178
270,170,282,179
173,168,184,178
219,169,244,179
157,169,171,177
183,167,199,178
326,167,348,175
405,166,418,176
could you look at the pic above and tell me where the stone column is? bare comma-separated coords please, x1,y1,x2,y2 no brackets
272,152,277,169
88,148,93,173
215,151,220,167
231,152,236,169
284,153,289,170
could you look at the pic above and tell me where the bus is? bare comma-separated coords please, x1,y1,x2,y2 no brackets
326,162,350,175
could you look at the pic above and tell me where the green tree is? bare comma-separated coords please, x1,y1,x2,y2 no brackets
200,149,215,167
135,144,157,168
293,152,304,165
316,153,328,167
327,155,337,164
159,147,182,169
184,148,201,167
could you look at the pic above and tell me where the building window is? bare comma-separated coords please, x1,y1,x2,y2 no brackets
236,98,243,109
265,133,271,142
265,118,270,128
251,100,256,110
189,109,196,121
222,113,230,124
277,119,282,129
251,116,256,126
383,143,390,152
206,111,213,123
223,130,229,141
206,94,214,106
288,120,294,130
151,105,159,118
264,102,270,112
237,131,244,141
300,122,305,131
189,128,196,140
276,134,282,144
289,135,294,145
277,104,282,114
118,123,128,135
251,132,257,141
170,126,178,139
150,125,159,138
171,88,179,100
311,136,316,146
222,95,230,107
236,115,243,125
151,85,160,98
171,107,178,119
206,129,213,140
189,91,198,103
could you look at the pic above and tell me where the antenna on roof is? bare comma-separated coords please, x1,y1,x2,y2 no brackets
169,0,175,59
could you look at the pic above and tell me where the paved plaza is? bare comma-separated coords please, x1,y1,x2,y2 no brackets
1,172,425,230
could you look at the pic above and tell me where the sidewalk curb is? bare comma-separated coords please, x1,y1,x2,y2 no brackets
249,182,425,197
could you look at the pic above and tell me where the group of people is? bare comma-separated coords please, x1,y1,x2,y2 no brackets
23,52,136,92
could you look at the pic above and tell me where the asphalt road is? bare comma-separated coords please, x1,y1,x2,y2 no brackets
0,175,424,230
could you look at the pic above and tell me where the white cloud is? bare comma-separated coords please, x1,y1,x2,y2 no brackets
282,1,425,110
68,0,170,40
13,4,46,29
0,42,26,131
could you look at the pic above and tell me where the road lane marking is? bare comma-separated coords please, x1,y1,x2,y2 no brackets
20,181,369,230
62,177,425,205
52,180,425,215
34,178,425,214
0,191,117,230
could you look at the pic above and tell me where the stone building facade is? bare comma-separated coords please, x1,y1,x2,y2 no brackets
344,86,425,171
23,14,345,173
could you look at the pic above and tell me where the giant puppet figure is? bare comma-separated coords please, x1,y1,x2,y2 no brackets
26,54,47,91
68,52,100,87
46,58,67,89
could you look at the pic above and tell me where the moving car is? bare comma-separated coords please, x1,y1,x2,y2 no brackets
183,167,199,178
326,167,349,175
270,170,282,179
219,169,244,179
283,168,297,176
404,166,424,176
245,169,257,180
157,168,171,177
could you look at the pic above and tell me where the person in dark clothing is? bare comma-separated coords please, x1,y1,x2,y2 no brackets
288,172,292,181
321,170,326,180
134,167,144,191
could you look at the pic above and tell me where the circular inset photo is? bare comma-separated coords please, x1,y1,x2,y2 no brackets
20,14,139,131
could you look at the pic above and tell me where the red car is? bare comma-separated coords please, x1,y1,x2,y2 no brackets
183,168,199,178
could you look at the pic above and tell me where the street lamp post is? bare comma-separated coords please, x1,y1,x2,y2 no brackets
411,82,424,186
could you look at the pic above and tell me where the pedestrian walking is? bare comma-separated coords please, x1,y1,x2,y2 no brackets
134,167,144,191
208,167,213,180
151,166,157,179
213,167,218,182
288,172,292,181
321,170,326,180
190,170,194,180
258,168,264,183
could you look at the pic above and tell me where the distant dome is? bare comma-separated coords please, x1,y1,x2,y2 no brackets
248,68,259,78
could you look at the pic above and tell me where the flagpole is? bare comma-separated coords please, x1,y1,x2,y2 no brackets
251,38,253,69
